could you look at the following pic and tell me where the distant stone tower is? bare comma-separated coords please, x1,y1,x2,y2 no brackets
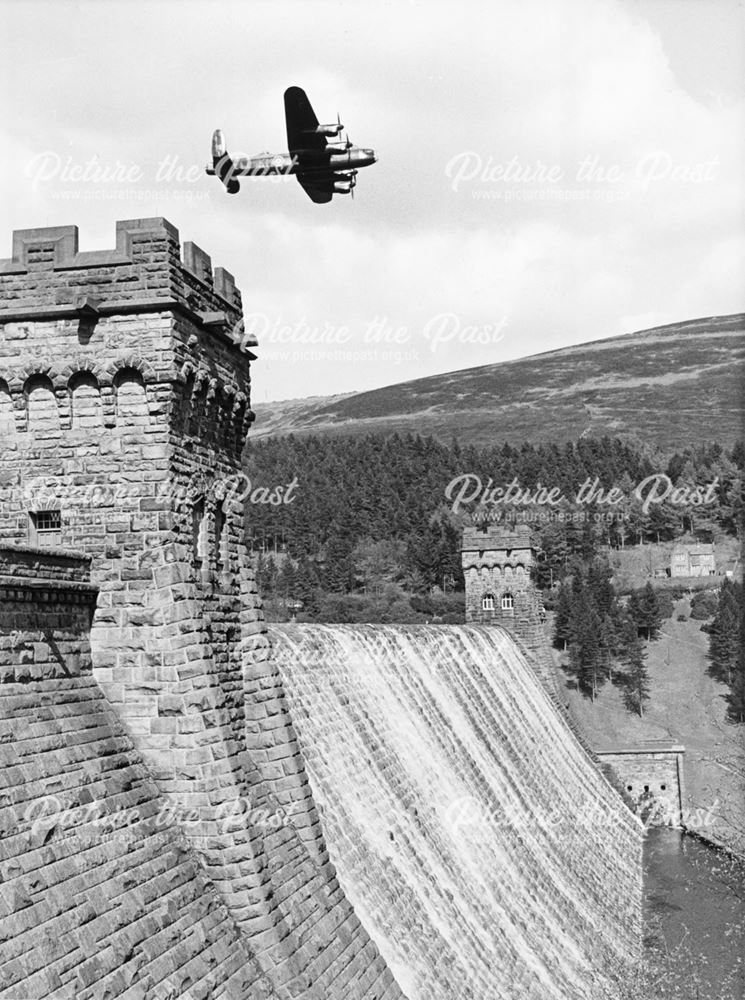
0,220,402,1000
462,522,552,680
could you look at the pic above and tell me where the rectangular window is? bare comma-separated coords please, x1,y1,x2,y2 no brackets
29,509,62,548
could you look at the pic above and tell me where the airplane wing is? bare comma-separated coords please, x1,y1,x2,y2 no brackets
295,172,334,204
284,86,326,155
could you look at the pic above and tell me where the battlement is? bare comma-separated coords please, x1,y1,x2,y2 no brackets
462,522,533,552
0,218,256,352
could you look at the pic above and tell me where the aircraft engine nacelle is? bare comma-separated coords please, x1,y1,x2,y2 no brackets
332,180,352,194
316,123,344,136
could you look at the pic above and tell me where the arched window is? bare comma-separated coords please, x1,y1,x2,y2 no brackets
70,372,103,429
501,592,514,611
192,500,208,566
26,376,59,431
114,368,149,424
481,594,495,611
0,380,14,435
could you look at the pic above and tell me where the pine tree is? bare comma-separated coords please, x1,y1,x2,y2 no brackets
587,558,615,617
277,559,298,600
322,535,355,593
553,582,574,650
598,614,617,686
623,634,650,717
567,584,602,699
578,603,603,699
708,580,741,686
628,583,662,641
254,553,269,594
293,555,321,613
619,613,650,717
639,582,663,640
726,641,745,724
263,554,279,594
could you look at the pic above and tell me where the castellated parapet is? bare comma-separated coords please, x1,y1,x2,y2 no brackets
0,220,403,1000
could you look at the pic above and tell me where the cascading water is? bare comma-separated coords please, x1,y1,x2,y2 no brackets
268,623,643,1000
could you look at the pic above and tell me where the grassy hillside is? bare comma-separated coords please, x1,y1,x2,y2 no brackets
557,596,745,853
253,313,745,449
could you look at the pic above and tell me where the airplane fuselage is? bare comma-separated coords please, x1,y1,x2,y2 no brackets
207,146,376,177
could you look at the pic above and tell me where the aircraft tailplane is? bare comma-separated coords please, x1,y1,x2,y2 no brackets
212,129,240,194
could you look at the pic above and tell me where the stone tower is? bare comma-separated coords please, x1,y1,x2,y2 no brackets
462,522,552,680
0,219,402,1000
462,523,537,622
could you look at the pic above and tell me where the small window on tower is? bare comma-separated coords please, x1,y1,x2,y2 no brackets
29,509,62,548
501,593,514,611
215,504,226,570
192,500,208,566
482,594,495,611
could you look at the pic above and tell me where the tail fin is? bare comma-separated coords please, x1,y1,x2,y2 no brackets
211,129,240,194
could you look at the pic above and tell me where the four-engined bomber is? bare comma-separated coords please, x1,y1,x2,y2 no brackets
206,86,377,203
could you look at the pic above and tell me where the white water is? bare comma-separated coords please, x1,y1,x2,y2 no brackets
268,624,642,1000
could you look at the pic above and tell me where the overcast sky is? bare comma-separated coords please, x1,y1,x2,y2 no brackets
2,0,743,404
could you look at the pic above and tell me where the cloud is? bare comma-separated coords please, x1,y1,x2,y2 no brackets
1,0,742,401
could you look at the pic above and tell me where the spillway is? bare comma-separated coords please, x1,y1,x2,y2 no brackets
268,623,642,1000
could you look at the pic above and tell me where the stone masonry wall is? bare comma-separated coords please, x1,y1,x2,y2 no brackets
0,548,290,999
597,748,686,826
0,545,97,684
0,220,404,1000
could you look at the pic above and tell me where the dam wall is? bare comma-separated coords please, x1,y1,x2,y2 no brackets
269,623,644,1000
